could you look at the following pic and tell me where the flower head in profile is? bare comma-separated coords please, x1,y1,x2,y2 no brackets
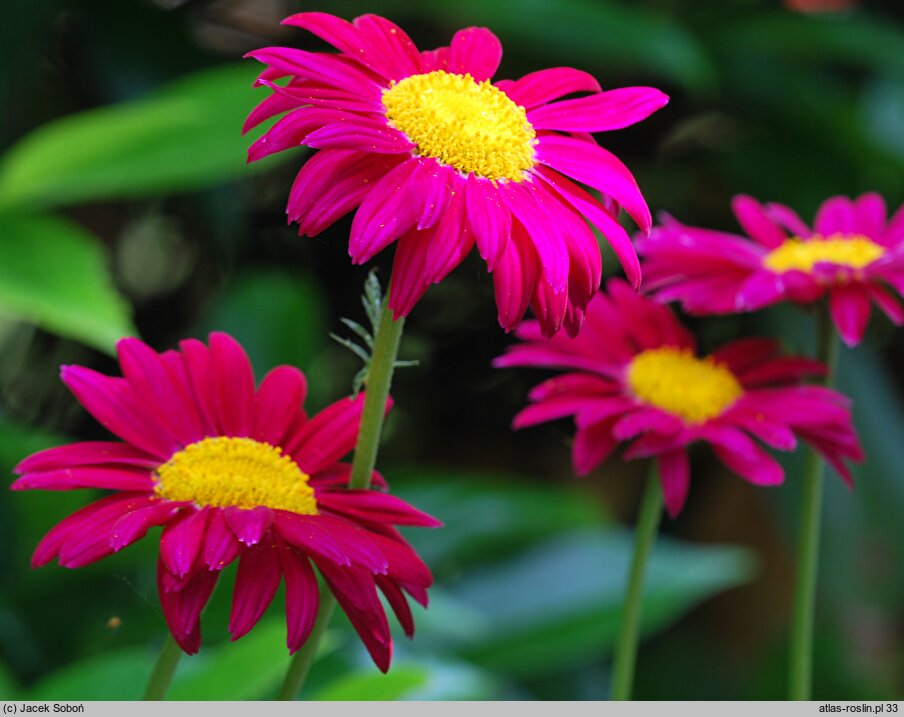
637,193,904,346
495,281,863,516
12,333,439,671
244,12,668,337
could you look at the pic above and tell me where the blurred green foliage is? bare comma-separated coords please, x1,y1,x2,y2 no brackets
0,0,902,702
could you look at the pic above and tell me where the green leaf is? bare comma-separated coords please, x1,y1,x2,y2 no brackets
393,473,607,568
312,658,500,700
25,648,152,700
200,269,327,381
0,663,20,700
0,63,285,210
0,213,135,353
452,528,756,676
167,620,289,700
312,666,428,701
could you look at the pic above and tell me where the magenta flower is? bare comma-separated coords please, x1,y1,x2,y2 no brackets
637,193,904,346
244,12,668,337
12,333,439,671
495,281,863,517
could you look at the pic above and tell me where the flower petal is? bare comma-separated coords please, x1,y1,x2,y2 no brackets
229,543,282,640
658,449,690,518
528,87,668,132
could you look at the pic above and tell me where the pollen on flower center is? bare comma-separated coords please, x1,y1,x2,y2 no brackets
382,70,536,182
627,347,743,424
763,234,885,274
155,436,317,514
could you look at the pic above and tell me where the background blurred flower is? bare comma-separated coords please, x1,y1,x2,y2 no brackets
12,333,439,671
245,11,667,337
495,280,863,516
638,193,904,346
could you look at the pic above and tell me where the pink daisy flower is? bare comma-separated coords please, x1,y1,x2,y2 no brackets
11,333,439,672
637,193,904,346
494,281,863,517
244,12,668,337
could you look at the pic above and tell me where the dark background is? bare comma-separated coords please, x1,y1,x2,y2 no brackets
0,0,902,700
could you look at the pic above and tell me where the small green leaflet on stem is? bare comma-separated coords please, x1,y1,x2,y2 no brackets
330,270,418,396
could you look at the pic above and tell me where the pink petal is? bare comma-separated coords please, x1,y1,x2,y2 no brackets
704,425,785,486
535,135,651,232
289,392,392,475
387,228,433,317
853,192,886,238
203,510,242,570
449,27,502,81
378,577,415,637
111,501,184,552
764,202,812,238
58,494,158,568
177,339,219,435
352,14,423,79
493,222,539,332
224,506,274,547
867,284,904,325
279,546,320,653
502,181,570,293
466,176,511,270
612,408,683,442
12,466,154,492
295,153,403,238
422,183,475,285
572,420,618,475
15,441,158,474
731,195,786,248
60,366,176,459
303,119,414,154
229,543,282,640
658,449,690,518
317,491,442,528
117,337,206,445
349,159,421,264
275,513,386,572
535,166,641,288
253,365,308,446
411,159,455,230
30,494,138,568
160,507,211,578
501,67,602,109
157,559,219,654
814,196,856,236
528,87,668,132
209,332,257,437
829,285,872,347
313,560,392,672
245,47,381,98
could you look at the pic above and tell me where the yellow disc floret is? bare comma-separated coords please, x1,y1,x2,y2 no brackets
763,234,885,274
627,347,743,424
382,70,536,182
155,436,317,514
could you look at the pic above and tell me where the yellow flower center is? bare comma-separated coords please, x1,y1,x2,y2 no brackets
382,70,536,182
155,436,317,514
763,234,885,274
627,347,743,424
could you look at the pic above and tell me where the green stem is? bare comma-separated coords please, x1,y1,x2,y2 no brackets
276,596,337,701
142,635,182,701
610,465,664,701
277,298,405,700
789,305,839,700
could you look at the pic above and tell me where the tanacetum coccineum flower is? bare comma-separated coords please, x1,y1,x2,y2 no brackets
11,333,438,671
494,281,863,517
637,193,904,346
244,12,668,337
